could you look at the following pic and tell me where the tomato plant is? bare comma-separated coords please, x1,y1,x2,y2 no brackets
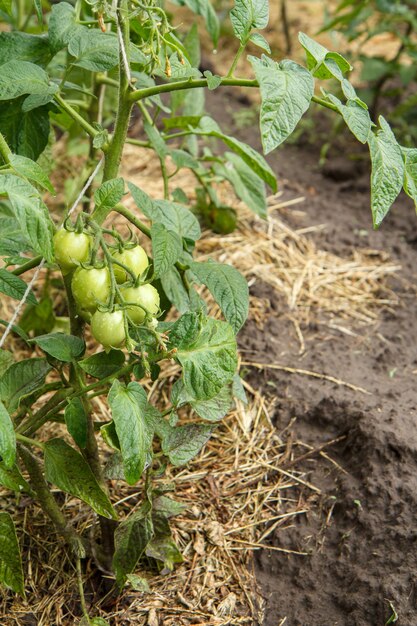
0,0,415,622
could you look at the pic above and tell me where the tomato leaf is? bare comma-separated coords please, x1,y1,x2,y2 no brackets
187,117,277,190
0,512,25,596
248,32,271,53
190,260,249,332
173,379,233,421
160,267,191,314
161,423,213,465
230,0,269,42
215,152,267,218
10,154,55,194
248,55,314,154
298,32,351,81
108,380,154,485
0,175,54,261
0,400,15,468
0,350,13,378
129,182,201,243
68,29,120,72
0,358,51,413
79,350,125,379
44,439,116,519
0,32,51,67
170,313,238,400
401,147,417,210
64,398,88,449
0,269,37,305
152,495,187,518
20,296,55,336
31,333,85,362
145,513,183,572
0,97,50,161
113,502,153,587
0,0,12,15
368,117,404,227
324,93,372,144
0,462,31,493
0,61,52,101
151,223,183,278
94,178,125,222
48,2,82,53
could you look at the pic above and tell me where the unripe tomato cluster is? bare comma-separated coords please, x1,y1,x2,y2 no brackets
53,228,160,351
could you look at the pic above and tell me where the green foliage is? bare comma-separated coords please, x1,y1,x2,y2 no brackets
0,358,51,413
31,333,85,362
321,0,417,143
0,400,15,468
0,0,415,609
0,269,37,304
0,512,24,596
44,439,116,519
108,381,154,485
64,398,88,449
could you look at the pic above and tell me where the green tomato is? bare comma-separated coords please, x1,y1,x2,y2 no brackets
120,283,160,324
53,228,91,275
72,267,111,316
91,310,126,351
112,245,149,283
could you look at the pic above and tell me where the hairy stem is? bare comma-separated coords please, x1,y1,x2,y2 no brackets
101,0,132,184
113,203,151,237
54,94,101,141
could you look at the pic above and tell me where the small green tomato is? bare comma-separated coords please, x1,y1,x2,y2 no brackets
53,228,91,275
111,245,149,283
91,310,126,351
72,266,111,316
120,283,160,324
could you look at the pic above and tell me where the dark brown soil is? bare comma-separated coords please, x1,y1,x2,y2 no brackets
207,89,417,626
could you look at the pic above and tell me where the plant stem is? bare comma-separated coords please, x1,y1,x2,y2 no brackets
125,137,151,148
130,77,258,103
15,433,45,449
18,444,86,557
129,77,343,116
18,364,134,436
137,100,169,198
54,94,101,141
311,95,339,113
12,255,43,276
227,42,246,78
63,274,84,337
113,203,151,237
18,388,73,436
76,556,90,621
101,0,132,184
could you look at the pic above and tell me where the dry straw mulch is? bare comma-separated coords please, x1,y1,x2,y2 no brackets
0,144,401,625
